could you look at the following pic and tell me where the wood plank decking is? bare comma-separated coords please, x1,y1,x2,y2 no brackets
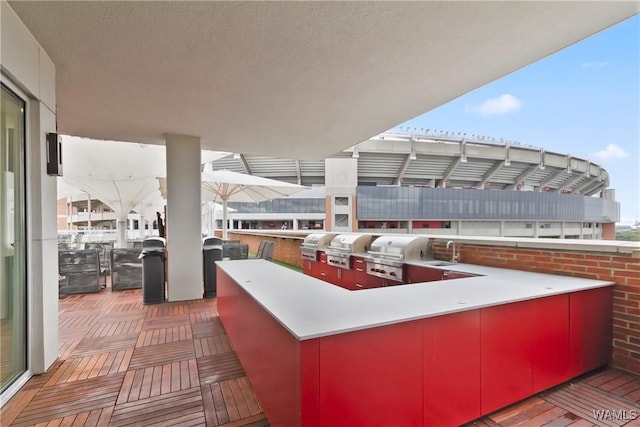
2,284,639,426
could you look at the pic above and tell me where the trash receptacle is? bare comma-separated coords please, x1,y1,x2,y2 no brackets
203,237,223,298
139,237,166,304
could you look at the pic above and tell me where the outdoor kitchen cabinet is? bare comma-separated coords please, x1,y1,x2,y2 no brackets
319,254,341,286
568,286,612,377
302,259,313,276
352,256,369,289
312,252,334,283
336,268,356,290
423,310,481,426
405,264,444,283
217,260,613,427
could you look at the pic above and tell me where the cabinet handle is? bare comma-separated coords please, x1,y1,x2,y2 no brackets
355,284,364,288
356,268,364,272
320,272,327,276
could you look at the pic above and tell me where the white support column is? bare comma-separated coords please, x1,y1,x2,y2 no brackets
292,218,298,230
116,218,127,248
86,193,92,231
165,134,202,301
28,93,59,374
139,215,145,239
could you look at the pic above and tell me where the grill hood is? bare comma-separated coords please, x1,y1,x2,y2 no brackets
327,234,372,254
368,235,432,261
302,233,336,249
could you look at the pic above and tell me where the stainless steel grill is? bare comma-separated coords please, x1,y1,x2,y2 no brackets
325,234,372,270
300,233,336,262
365,236,432,281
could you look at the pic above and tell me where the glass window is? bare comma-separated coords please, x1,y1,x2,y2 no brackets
335,214,349,227
1,84,27,394
335,196,349,206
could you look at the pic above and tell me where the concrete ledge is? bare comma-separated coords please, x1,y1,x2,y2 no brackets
429,235,640,257
227,230,640,256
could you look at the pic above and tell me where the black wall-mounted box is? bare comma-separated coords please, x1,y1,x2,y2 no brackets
46,132,63,176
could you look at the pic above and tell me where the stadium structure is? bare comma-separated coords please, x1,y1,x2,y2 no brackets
208,131,620,240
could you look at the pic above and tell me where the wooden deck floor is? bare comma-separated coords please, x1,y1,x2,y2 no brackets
1,284,639,426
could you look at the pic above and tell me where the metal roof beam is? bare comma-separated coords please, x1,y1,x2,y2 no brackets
575,178,599,194
579,180,606,196
394,154,413,185
295,160,302,185
553,172,588,193
538,169,566,190
438,157,461,188
505,165,539,190
478,160,505,188
239,154,252,175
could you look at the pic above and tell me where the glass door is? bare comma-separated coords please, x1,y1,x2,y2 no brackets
0,84,27,394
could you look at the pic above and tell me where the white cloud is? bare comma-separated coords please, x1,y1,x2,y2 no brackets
467,94,522,117
593,144,628,162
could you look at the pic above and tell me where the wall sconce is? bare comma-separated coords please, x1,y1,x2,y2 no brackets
46,132,63,176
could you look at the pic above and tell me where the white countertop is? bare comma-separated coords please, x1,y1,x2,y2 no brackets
216,259,614,341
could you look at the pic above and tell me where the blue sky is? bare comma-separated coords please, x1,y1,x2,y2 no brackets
393,15,639,225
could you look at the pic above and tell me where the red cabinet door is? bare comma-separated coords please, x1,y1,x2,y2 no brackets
424,310,481,426
481,300,534,415
338,268,356,290
569,287,612,377
318,321,423,427
316,253,338,284
366,274,385,289
405,265,443,283
352,257,368,290
532,294,570,392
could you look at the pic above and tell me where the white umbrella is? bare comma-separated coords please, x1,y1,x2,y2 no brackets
59,136,227,246
201,169,308,239
160,169,307,239
201,201,235,236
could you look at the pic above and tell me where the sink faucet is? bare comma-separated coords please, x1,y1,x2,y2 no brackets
446,240,459,263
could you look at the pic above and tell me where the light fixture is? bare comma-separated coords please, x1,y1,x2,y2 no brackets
233,153,241,159
352,147,359,158
410,151,417,161
505,145,510,166
539,149,545,170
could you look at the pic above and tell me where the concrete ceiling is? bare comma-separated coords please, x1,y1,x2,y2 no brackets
9,1,639,160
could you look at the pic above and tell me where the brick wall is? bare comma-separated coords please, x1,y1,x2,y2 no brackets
225,232,640,375
227,231,305,269
433,240,640,375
